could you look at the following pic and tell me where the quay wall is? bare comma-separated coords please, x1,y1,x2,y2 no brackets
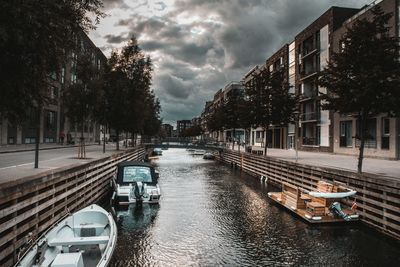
217,149,400,240
0,146,146,267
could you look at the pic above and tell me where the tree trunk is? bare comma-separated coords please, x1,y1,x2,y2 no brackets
34,108,41,168
232,129,235,150
116,129,120,151
263,127,269,156
357,116,367,174
125,132,128,148
79,122,85,159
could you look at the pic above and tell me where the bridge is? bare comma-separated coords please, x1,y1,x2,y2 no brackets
144,137,224,150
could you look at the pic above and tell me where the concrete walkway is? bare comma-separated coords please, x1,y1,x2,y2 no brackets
0,144,137,183
0,142,98,153
227,145,400,179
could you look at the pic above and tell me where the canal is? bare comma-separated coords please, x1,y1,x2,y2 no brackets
109,148,400,266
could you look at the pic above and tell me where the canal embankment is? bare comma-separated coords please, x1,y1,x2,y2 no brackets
216,149,400,241
0,146,146,267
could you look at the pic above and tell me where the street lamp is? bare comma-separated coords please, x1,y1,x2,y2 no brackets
293,111,300,163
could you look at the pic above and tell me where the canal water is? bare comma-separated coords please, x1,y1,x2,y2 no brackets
109,148,400,266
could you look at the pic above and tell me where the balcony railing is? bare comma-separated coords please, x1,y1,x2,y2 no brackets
301,112,319,122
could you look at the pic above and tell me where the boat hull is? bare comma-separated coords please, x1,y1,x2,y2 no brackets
16,204,117,267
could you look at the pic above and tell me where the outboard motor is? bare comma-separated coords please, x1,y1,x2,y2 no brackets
329,202,350,221
134,181,145,205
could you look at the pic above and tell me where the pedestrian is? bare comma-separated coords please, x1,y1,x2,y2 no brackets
59,131,65,145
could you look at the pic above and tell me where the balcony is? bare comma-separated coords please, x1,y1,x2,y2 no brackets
301,112,319,122
302,48,318,59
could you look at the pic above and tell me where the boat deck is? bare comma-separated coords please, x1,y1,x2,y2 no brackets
268,191,358,224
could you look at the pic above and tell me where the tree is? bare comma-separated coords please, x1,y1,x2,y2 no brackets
97,37,161,149
64,53,100,158
224,88,243,150
318,7,400,173
246,67,297,156
206,104,225,142
0,0,104,167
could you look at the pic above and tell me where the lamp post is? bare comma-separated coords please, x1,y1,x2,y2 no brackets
293,111,300,163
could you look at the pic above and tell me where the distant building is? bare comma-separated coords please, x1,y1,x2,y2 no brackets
177,120,192,136
161,123,173,138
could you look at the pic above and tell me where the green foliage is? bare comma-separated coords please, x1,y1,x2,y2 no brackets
64,53,100,132
318,6,400,173
97,36,161,147
0,0,104,123
244,67,297,154
181,125,202,137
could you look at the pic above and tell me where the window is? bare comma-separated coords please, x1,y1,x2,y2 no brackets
356,118,377,148
45,110,57,131
122,166,152,183
49,86,58,99
381,118,390,149
61,67,65,84
340,121,352,147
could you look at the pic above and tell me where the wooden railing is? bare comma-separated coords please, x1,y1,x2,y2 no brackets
0,146,145,267
217,149,400,240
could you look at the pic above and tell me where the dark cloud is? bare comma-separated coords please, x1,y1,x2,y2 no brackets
95,0,371,124
104,33,129,44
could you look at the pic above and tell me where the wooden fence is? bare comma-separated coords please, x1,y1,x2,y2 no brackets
0,146,145,267
217,149,400,240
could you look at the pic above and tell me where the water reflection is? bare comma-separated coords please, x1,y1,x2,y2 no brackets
109,148,400,266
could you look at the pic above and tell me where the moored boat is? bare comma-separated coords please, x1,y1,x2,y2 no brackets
111,161,161,206
268,181,359,223
152,148,162,156
192,149,206,155
16,204,117,267
203,152,215,160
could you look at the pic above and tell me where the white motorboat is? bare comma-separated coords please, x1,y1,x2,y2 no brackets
152,148,162,156
16,204,117,267
192,149,206,155
111,161,161,206
203,152,215,160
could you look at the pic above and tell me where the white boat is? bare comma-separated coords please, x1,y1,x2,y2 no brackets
192,149,206,155
111,161,161,205
308,190,357,198
203,152,215,160
16,204,117,267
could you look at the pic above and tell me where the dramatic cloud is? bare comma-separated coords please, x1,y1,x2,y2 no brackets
89,0,371,125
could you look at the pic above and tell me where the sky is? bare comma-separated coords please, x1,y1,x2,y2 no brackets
89,0,371,126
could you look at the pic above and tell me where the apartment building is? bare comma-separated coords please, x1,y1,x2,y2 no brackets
331,0,400,159
295,7,359,153
177,120,192,136
0,31,106,146
161,123,173,138
223,81,246,143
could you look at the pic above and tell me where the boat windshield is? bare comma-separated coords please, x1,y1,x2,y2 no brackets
122,166,152,183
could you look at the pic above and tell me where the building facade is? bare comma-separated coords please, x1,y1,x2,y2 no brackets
177,120,192,136
331,0,400,159
0,31,106,146
161,123,173,138
295,7,359,153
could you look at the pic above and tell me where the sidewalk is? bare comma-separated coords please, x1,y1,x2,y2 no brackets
226,145,400,179
0,142,98,153
0,144,137,183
